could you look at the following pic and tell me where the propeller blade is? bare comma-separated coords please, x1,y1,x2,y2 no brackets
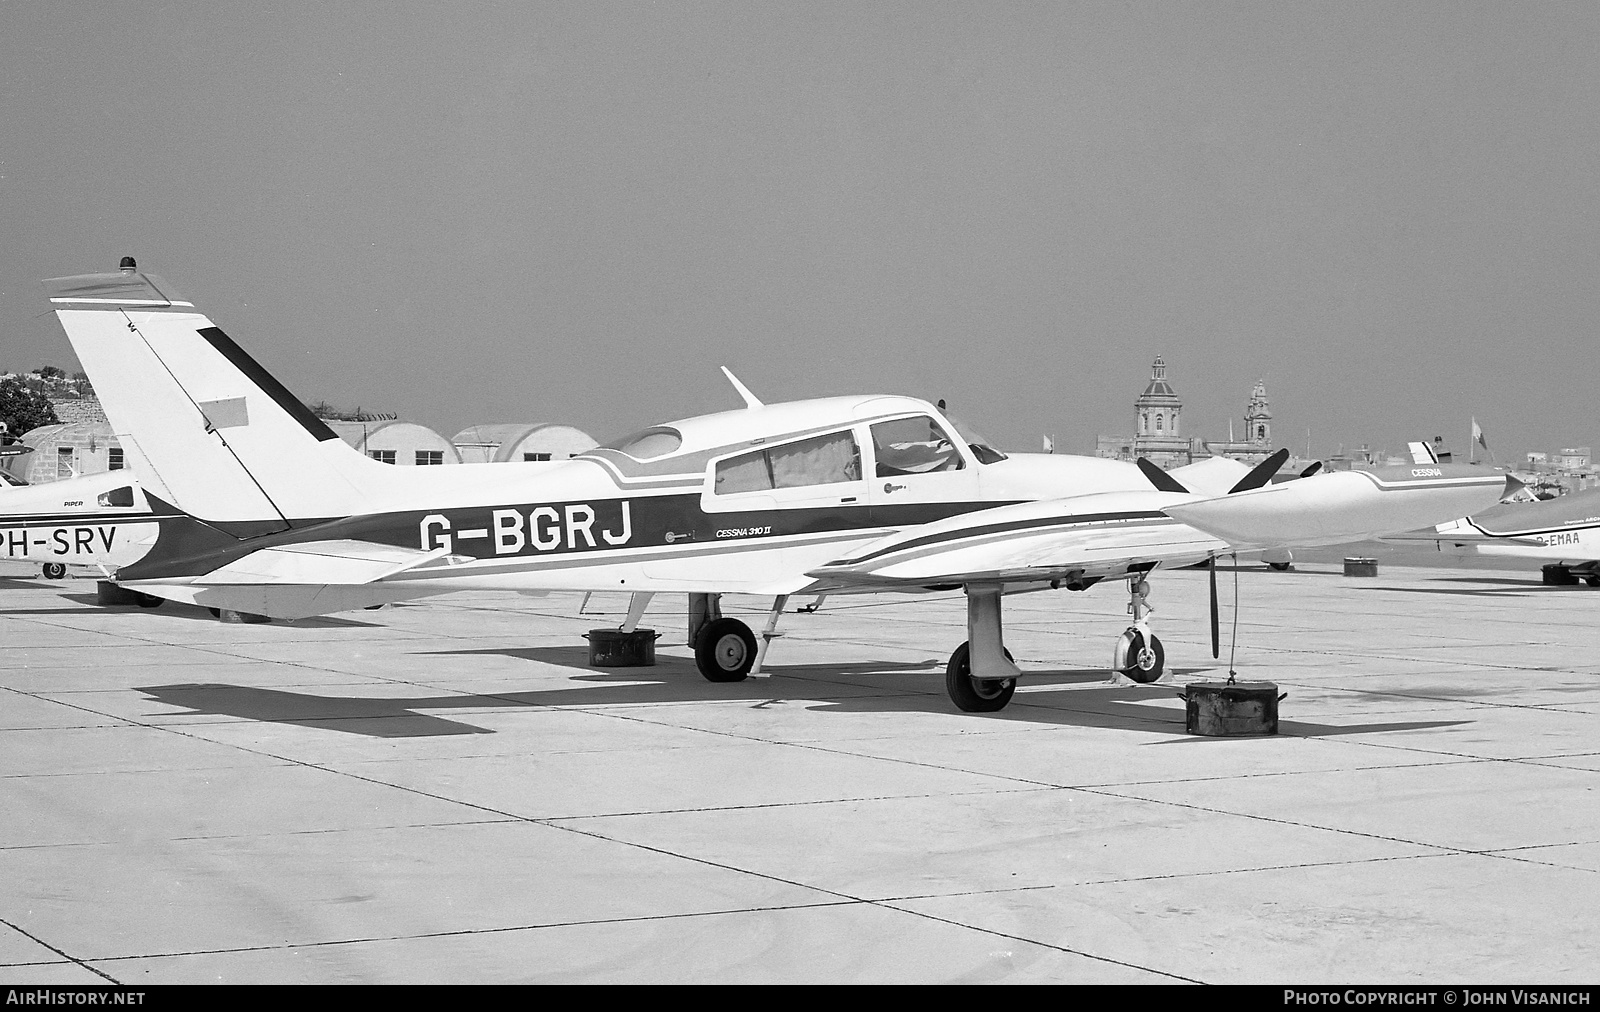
1137,457,1189,493
1227,448,1291,494
1299,461,1323,478
1208,556,1220,659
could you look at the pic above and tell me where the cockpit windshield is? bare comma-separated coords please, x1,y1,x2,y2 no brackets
598,426,683,460
941,410,1008,464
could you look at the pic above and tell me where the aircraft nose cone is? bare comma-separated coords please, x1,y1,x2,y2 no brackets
1500,473,1528,502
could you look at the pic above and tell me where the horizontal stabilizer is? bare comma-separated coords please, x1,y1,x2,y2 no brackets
1167,456,1251,496
190,540,460,586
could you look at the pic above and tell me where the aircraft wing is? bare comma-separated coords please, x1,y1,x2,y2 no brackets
811,463,1511,589
189,540,462,586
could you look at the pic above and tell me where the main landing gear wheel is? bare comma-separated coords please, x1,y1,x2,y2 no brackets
695,617,757,683
40,563,67,580
1267,561,1292,572
1115,630,1165,683
944,641,1017,713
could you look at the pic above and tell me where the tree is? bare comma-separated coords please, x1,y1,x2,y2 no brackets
0,377,59,439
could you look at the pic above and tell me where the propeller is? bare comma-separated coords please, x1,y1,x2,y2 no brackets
1136,457,1189,493
1299,460,1323,478
1226,448,1291,494
1208,556,1220,659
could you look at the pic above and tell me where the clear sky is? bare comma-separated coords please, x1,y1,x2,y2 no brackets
2,2,1595,460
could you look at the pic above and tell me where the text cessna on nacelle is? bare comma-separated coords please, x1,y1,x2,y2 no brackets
45,259,1514,712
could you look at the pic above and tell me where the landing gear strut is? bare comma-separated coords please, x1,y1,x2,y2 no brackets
944,585,1020,712
1114,577,1165,683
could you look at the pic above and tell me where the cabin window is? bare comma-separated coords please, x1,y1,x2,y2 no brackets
524,452,552,462
369,450,396,464
416,450,444,466
96,486,135,508
57,446,74,479
871,416,964,476
715,430,861,494
108,448,124,471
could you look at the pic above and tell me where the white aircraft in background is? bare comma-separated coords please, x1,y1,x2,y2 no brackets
1388,486,1600,587
45,261,1511,711
0,468,157,582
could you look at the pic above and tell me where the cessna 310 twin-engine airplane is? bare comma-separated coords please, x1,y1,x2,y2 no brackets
0,468,156,582
45,261,1514,711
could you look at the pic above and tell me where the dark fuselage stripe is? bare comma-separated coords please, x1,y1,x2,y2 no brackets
198,327,341,443
835,510,1171,566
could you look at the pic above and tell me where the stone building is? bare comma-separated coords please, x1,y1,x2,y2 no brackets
1201,379,1277,465
1095,356,1203,469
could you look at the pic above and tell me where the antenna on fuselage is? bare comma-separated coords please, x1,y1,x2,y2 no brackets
720,367,764,409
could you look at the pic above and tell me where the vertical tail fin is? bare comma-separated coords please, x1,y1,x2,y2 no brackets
46,268,385,525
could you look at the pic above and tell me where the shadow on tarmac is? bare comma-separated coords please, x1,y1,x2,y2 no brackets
22,594,388,627
133,652,1469,740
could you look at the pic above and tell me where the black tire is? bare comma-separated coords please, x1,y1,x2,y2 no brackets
1267,562,1292,572
944,641,1017,713
1586,576,1600,588
1119,630,1165,683
135,593,163,609
694,617,756,682
41,563,67,580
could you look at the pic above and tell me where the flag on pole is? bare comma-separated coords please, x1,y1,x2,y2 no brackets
1043,434,1054,454
1472,418,1488,450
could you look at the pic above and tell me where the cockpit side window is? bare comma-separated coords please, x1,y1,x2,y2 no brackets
871,416,964,477
714,429,862,495
96,486,135,507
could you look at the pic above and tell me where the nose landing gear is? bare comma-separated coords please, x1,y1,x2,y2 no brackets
1114,578,1165,683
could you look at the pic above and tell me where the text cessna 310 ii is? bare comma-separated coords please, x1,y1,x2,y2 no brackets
47,261,1513,711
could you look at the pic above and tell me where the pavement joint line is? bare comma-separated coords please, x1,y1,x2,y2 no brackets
1302,735,1600,767
538,785,1058,822
10,696,924,931
863,899,1203,984
0,914,119,984
42,693,1196,990
1068,850,1459,887
543,819,1197,983
512,697,1540,797
1066,783,1598,868
0,817,526,852
1198,674,1600,716
80,899,867,965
